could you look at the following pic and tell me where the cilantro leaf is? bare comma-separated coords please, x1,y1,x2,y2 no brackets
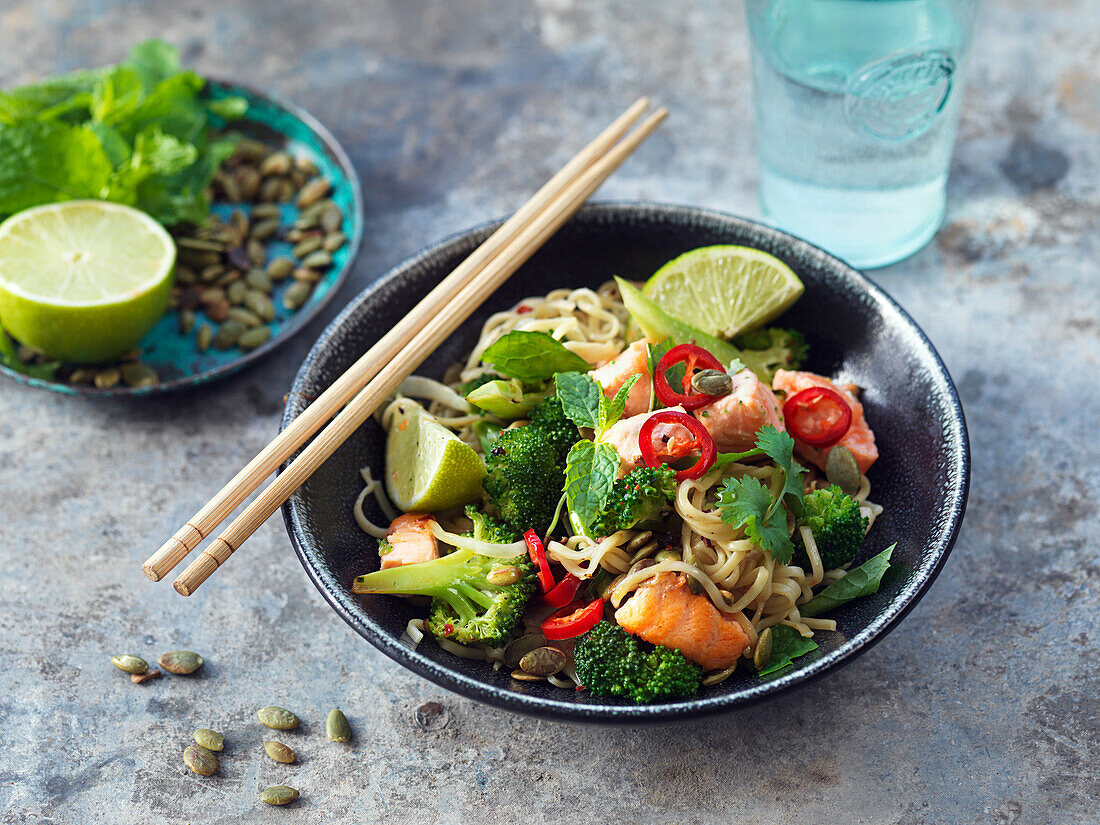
599,373,639,433
715,475,796,564
800,544,896,617
555,371,601,430
759,624,818,676
481,331,590,382
564,439,620,535
755,425,806,509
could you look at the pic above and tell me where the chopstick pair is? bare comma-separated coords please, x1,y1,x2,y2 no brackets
143,97,668,596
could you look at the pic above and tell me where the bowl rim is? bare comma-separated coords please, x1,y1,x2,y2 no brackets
280,200,970,723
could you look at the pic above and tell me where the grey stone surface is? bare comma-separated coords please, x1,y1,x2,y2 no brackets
0,0,1097,822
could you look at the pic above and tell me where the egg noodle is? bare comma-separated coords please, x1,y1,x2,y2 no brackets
353,281,882,688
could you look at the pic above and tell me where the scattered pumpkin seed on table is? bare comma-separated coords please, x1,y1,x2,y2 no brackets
193,729,224,752
183,745,218,776
260,786,299,806
158,650,204,675
257,706,300,730
264,741,296,763
111,654,148,675
326,708,352,743
131,669,162,684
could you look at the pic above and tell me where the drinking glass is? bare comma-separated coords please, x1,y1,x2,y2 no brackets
745,0,980,268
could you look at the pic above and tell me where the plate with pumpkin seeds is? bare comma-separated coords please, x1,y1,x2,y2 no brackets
0,79,363,397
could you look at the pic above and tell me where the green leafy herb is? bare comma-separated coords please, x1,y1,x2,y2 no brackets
759,624,818,676
715,475,796,564
481,331,590,383
599,374,639,433
0,39,244,225
800,544,896,618
555,371,602,430
755,425,806,508
713,446,765,469
0,323,60,379
564,439,620,535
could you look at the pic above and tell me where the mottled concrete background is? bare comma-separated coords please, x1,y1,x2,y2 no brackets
0,0,1097,822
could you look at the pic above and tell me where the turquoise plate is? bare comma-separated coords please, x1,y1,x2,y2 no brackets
0,79,363,397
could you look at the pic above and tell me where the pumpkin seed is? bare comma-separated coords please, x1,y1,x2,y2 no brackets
200,287,226,306
177,237,224,253
94,368,121,389
251,203,281,220
120,363,159,388
245,269,273,292
753,626,774,671
199,264,225,284
246,238,266,268
687,576,705,595
196,324,213,352
158,650,204,675
228,307,262,327
277,179,296,203
178,309,196,334
486,565,521,585
206,299,231,323
283,280,312,310
325,708,351,743
519,646,566,677
220,172,242,203
250,217,280,241
214,269,242,288
510,668,544,682
212,320,246,350
825,445,862,495
257,706,300,730
691,368,733,397
292,236,322,258
320,203,343,233
69,367,96,384
625,530,654,551
297,178,332,208
503,633,548,669
654,549,680,563
237,166,261,200
264,740,296,763
227,280,248,304
260,786,299,806
228,210,249,242
259,177,282,202
291,267,320,283
260,151,292,177
322,231,346,252
194,729,224,752
294,156,319,176
267,257,294,281
176,266,197,285
183,745,218,776
238,326,272,350
233,137,271,162
244,290,276,322
131,669,162,684
301,250,333,269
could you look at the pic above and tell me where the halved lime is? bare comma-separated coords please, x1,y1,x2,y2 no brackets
0,200,176,364
642,245,804,339
385,402,486,513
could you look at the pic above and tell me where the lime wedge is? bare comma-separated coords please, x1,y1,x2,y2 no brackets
0,200,175,364
385,403,486,513
643,245,804,339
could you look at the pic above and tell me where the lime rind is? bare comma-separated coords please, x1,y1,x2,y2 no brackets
385,403,486,513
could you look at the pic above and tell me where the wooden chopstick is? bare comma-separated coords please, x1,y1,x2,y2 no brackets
142,97,654,583
171,106,668,596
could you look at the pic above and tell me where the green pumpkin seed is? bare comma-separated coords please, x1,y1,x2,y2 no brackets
214,269,241,288
212,320,246,350
158,650,204,675
244,291,276,322
320,203,343,233
654,549,680,563
200,287,226,306
228,307,262,327
326,708,352,743
257,706,300,730
177,237,224,253
246,238,266,268
250,217,280,241
94,368,121,390
283,281,312,310
301,250,332,269
297,178,332,208
753,626,774,671
193,729,224,752
264,740,296,763
238,166,261,200
292,267,320,283
69,367,97,385
245,269,273,292
322,231,346,252
825,445,862,495
233,137,270,162
199,264,225,283
503,633,547,669
251,203,281,220
259,177,283,202
519,646,566,677
227,280,248,304
120,363,159,388
267,257,295,281
238,326,272,350
228,210,249,242
183,745,218,776
260,151,292,177
486,565,521,586
260,786,299,806
196,324,213,352
292,236,322,258
177,309,196,334
691,368,733,397
510,668,544,682
294,156,319,176
220,173,242,203
277,179,297,203
176,266,197,285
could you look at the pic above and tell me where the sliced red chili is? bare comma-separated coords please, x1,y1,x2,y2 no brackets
653,344,726,410
638,409,717,481
782,386,853,447
523,529,555,593
541,597,604,640
543,573,583,609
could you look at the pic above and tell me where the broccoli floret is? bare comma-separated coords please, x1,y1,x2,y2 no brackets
734,327,809,382
352,548,536,647
591,465,678,536
574,620,702,704
465,505,519,543
483,396,579,534
795,484,869,570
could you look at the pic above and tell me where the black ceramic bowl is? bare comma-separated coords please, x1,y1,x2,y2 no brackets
280,202,969,723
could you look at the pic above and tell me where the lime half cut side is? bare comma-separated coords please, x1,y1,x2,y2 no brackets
0,200,176,364
642,245,804,339
385,402,486,513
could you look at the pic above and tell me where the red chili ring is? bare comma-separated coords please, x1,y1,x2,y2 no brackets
782,386,853,447
638,409,717,481
543,573,583,609
523,529,555,593
653,343,726,410
541,597,604,640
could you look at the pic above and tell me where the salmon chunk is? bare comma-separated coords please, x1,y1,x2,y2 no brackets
772,369,878,474
615,573,750,670
693,368,785,453
603,405,694,472
380,514,439,570
590,341,652,419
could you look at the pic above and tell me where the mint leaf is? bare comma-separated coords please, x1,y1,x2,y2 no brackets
715,475,796,564
564,439,620,534
800,544,896,618
482,331,590,382
759,624,818,676
599,373,639,434
555,371,601,429
0,120,114,214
